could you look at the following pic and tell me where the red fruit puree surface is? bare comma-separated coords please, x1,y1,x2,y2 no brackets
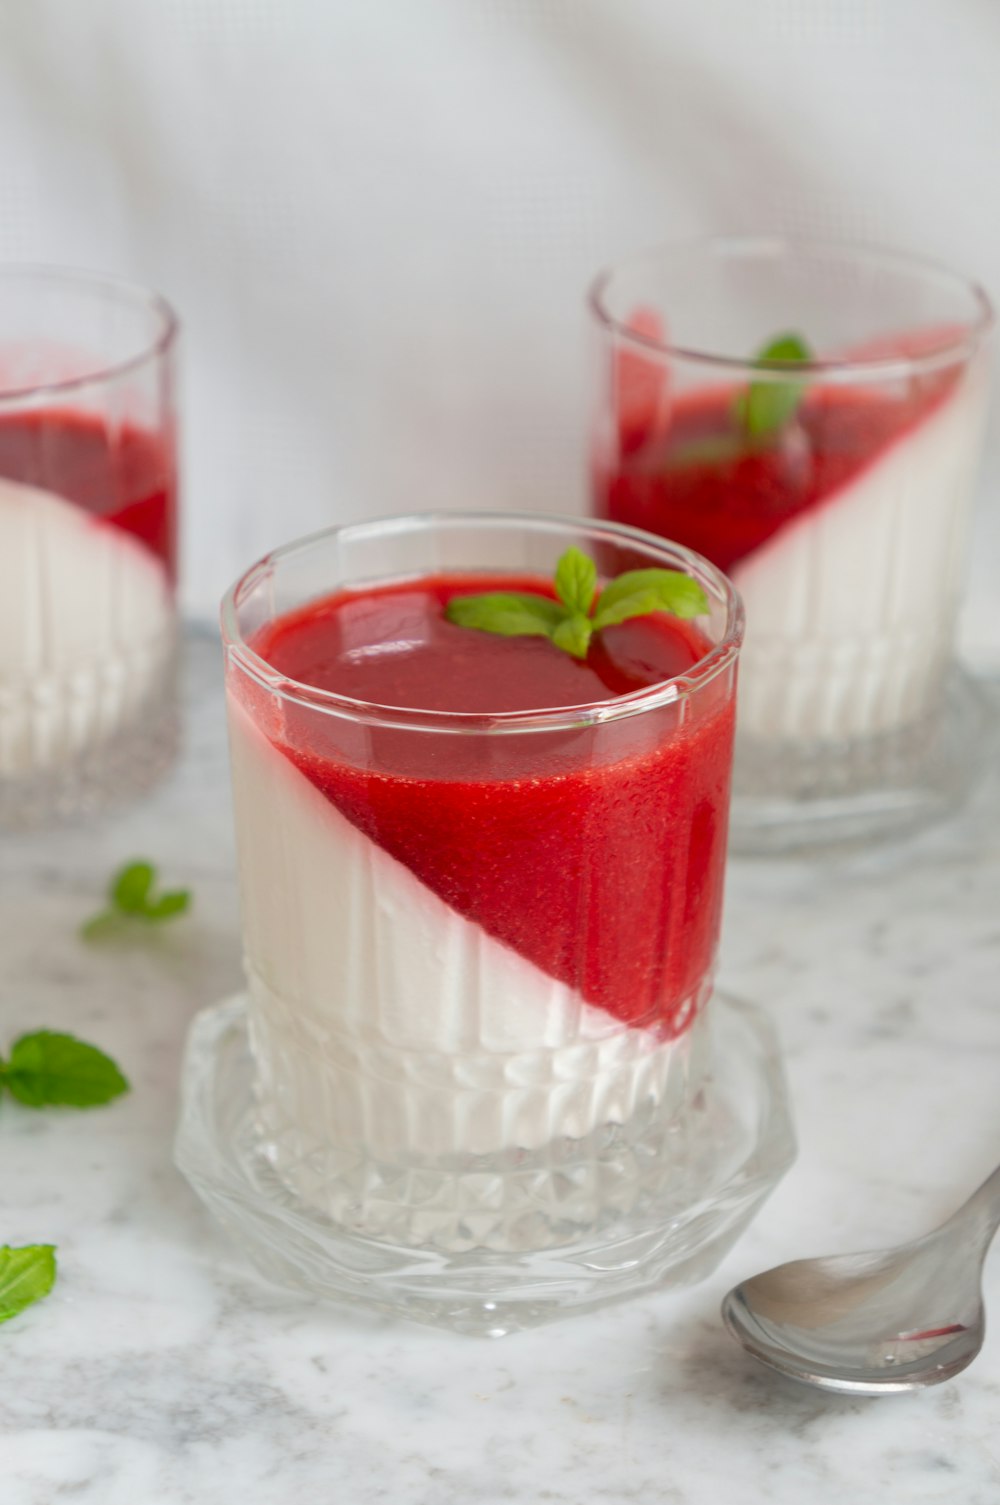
599,335,960,575
0,409,176,578
247,574,737,1032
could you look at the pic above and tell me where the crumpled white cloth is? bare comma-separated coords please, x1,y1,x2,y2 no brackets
0,0,996,656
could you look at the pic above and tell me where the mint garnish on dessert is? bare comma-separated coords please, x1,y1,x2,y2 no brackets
445,547,708,661
81,859,191,941
0,1031,129,1108
736,332,814,441
0,1245,57,1325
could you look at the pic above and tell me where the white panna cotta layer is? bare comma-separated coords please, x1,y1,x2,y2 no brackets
732,370,987,744
0,477,174,775
227,699,705,1185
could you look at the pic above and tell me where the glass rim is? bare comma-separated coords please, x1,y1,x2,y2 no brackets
588,234,995,380
0,263,178,402
220,511,745,736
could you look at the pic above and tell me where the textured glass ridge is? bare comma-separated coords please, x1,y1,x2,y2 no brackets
176,992,795,1330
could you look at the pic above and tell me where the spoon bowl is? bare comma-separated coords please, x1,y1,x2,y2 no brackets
722,1163,1000,1394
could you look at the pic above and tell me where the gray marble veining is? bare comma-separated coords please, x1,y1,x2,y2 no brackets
2,634,999,1503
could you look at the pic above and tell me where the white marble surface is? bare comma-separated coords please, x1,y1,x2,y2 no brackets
2,633,1000,1504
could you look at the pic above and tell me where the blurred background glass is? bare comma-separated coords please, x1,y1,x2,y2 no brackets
589,237,992,848
0,267,178,827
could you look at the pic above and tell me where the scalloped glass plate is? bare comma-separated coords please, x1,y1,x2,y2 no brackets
175,991,795,1336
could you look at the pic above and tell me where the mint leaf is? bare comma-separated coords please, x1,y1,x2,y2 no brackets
445,592,566,639
3,1031,129,1109
79,912,122,943
143,891,190,921
0,1245,56,1324
111,861,154,914
593,569,709,630
735,331,813,441
554,547,597,617
81,860,192,939
552,614,593,660
445,549,708,661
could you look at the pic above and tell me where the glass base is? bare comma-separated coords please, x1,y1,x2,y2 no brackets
0,653,179,831
174,991,795,1337
730,667,994,857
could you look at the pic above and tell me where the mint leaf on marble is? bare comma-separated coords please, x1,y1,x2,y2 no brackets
445,549,709,662
0,1031,129,1109
79,912,122,943
81,859,191,941
111,861,155,914
0,1245,57,1324
735,331,813,441
142,892,190,921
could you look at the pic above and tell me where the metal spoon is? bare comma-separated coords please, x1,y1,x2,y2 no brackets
721,1163,1000,1394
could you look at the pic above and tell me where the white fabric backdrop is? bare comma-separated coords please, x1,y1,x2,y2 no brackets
0,0,997,654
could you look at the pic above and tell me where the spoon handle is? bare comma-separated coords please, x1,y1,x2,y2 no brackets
950,1161,1000,1249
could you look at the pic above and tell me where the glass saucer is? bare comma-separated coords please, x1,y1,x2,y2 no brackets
730,666,995,856
174,991,795,1337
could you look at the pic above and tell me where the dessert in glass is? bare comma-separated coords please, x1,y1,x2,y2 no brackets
590,238,994,851
176,513,794,1335
0,267,179,828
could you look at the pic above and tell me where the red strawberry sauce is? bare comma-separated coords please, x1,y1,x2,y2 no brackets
0,409,177,578
597,317,961,573
245,574,737,1034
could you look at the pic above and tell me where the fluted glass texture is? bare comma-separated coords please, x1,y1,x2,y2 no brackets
221,514,742,1246
0,268,179,827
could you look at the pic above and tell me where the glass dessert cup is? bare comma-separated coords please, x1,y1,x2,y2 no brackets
589,237,994,853
176,513,795,1335
0,267,180,829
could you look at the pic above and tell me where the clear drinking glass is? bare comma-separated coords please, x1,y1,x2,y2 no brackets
176,513,795,1335
589,237,994,851
0,267,180,828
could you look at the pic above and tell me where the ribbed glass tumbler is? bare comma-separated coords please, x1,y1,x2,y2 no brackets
590,237,993,850
0,267,180,829
176,513,795,1334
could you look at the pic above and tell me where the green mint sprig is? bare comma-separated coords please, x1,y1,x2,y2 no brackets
0,1031,129,1109
0,1033,128,1330
81,860,191,942
735,331,814,441
445,547,708,661
0,1245,56,1325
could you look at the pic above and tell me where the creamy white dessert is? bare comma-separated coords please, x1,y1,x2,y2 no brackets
227,699,707,1185
0,477,174,776
733,369,988,745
